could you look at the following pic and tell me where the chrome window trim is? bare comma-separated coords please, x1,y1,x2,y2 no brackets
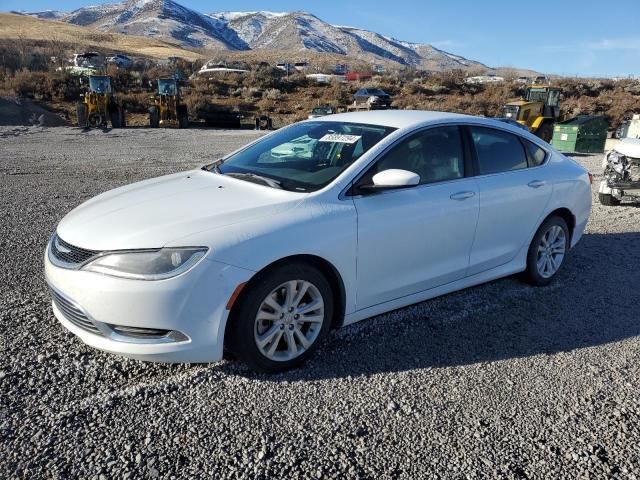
338,120,551,200
466,124,551,176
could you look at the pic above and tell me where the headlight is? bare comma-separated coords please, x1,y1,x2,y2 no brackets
83,247,208,280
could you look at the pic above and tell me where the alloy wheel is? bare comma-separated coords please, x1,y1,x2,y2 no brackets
536,225,566,279
254,280,325,362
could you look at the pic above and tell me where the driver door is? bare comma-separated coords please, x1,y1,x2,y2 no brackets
352,126,479,309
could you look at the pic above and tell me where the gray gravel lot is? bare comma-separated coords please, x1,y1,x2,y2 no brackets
1,126,639,479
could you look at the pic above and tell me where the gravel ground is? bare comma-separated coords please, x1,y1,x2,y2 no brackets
1,126,639,480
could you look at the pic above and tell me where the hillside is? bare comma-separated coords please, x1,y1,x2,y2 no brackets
0,12,203,61
17,0,490,71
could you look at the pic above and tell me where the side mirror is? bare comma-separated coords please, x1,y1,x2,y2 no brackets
359,169,420,193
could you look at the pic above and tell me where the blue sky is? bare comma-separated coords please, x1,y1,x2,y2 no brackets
5,0,640,76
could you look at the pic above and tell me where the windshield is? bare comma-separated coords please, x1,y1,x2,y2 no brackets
158,79,177,95
214,121,396,192
526,88,547,103
89,76,111,94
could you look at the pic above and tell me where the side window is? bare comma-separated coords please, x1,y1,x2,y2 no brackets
372,126,465,185
523,139,547,166
547,89,560,107
469,127,528,175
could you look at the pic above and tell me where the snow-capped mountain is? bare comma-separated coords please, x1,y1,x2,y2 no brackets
209,10,487,70
22,0,488,70
62,0,249,50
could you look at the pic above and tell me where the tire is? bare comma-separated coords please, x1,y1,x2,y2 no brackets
88,113,104,129
149,107,160,128
76,103,88,128
120,109,126,128
228,263,333,373
535,121,554,143
523,215,570,286
599,193,621,206
178,107,189,129
110,106,122,128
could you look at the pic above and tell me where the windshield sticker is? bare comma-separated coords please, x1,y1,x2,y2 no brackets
319,134,362,144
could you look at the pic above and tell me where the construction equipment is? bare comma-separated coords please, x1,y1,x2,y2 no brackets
76,75,125,128
502,85,561,142
149,78,189,128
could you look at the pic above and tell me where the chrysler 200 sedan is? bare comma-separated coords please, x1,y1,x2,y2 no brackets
45,111,592,372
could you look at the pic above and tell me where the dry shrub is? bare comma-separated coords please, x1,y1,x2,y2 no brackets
1,54,639,129
3,69,81,101
263,88,283,101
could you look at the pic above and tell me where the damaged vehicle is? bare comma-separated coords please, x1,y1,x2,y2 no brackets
599,138,640,206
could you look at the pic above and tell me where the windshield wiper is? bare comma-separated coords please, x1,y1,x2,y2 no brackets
202,158,224,173
224,172,283,189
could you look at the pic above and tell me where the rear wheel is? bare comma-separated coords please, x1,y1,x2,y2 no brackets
523,216,569,286
228,264,333,373
76,103,88,128
599,193,621,206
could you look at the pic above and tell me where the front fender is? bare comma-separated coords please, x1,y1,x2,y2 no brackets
169,197,359,315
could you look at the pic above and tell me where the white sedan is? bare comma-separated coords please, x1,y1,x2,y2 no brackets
45,111,592,372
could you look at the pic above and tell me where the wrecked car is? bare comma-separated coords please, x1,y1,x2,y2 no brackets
353,88,393,109
599,138,640,205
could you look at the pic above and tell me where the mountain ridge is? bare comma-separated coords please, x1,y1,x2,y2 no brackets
19,0,490,71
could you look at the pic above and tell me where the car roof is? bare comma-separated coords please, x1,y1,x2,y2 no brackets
312,110,474,129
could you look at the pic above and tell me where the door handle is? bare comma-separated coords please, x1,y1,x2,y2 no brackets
528,180,546,188
450,191,476,201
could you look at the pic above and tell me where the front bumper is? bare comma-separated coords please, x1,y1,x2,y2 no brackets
44,248,255,363
599,179,640,196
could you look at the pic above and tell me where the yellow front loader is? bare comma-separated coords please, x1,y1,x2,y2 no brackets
76,76,125,128
503,85,561,142
149,78,188,128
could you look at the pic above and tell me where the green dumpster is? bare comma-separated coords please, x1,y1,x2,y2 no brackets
551,115,609,154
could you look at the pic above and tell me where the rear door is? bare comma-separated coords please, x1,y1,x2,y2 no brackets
466,126,553,275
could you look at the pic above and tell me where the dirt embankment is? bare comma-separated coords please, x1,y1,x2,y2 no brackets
0,97,68,126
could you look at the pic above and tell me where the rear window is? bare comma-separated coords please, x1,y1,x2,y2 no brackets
469,126,528,175
523,139,547,166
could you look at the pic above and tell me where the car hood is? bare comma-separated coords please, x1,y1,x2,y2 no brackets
615,138,640,158
57,170,304,251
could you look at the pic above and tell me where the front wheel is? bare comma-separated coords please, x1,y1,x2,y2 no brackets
523,216,570,286
228,264,333,373
76,103,88,128
149,106,160,128
177,106,189,129
110,106,122,128
535,121,554,143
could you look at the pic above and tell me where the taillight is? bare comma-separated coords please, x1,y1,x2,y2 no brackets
588,172,593,185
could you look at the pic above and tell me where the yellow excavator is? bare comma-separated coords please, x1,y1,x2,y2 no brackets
502,84,561,142
149,78,188,128
76,75,125,128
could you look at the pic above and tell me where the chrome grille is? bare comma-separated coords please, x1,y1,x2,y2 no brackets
50,234,100,267
49,288,102,335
